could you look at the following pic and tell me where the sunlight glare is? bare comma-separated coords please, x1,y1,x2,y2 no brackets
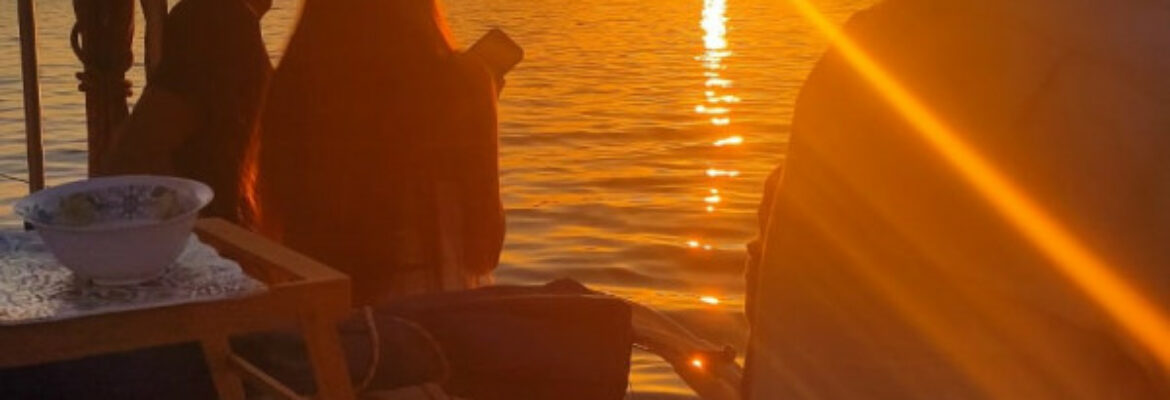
701,0,727,50
713,136,743,146
788,0,1170,371
708,95,741,104
706,168,740,177
691,357,705,369
705,78,732,88
695,105,730,115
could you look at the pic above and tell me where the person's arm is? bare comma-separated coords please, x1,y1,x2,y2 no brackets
458,52,505,96
99,85,201,176
440,56,505,276
462,29,523,96
744,163,783,326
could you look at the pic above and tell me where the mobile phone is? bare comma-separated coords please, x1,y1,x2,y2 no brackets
468,28,524,76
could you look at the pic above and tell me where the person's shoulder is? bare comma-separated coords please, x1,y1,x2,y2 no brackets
168,0,257,26
841,0,969,34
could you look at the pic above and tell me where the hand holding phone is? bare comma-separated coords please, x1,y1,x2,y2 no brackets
467,28,524,77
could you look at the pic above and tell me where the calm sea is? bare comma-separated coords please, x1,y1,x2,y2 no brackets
0,0,873,397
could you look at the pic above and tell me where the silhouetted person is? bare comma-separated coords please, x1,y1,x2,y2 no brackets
746,1,1170,398
254,0,507,305
6,3,274,397
100,0,272,224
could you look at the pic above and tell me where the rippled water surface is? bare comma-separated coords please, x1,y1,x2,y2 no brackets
1,0,874,397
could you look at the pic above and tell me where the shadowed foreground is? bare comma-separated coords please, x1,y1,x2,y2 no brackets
747,1,1170,398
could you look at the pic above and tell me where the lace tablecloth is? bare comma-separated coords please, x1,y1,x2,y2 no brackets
0,232,266,326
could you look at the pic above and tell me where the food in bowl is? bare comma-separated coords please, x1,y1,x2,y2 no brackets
14,175,214,285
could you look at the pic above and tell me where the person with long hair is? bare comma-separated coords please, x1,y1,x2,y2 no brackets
253,0,507,305
101,0,272,224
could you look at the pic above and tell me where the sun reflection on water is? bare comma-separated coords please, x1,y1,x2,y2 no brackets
696,0,737,216
712,135,743,147
685,0,738,283
706,168,740,177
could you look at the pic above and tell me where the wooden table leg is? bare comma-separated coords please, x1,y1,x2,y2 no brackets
201,336,247,400
301,316,357,400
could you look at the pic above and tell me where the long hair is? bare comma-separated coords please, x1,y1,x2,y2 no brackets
247,0,457,228
251,0,501,303
150,0,271,224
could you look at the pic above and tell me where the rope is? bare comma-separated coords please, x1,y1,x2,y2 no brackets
391,315,453,384
0,173,30,184
69,21,132,97
354,310,453,394
355,306,381,392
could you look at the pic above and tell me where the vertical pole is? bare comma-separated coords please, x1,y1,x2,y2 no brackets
17,0,46,193
140,0,167,84
301,315,358,400
72,0,134,176
200,336,247,400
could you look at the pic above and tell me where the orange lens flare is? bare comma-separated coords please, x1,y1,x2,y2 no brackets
788,0,1170,370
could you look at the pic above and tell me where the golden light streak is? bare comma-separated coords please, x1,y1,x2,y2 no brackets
698,1,735,131
701,0,727,50
708,95,741,104
788,0,1170,369
693,0,736,246
706,168,740,177
705,78,732,88
687,239,716,249
700,296,721,305
695,105,730,115
713,136,743,146
699,58,729,70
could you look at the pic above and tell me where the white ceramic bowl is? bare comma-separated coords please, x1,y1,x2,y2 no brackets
14,175,214,285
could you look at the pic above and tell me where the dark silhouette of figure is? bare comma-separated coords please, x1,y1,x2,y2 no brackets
100,0,273,224
746,1,1170,398
5,3,274,398
254,0,506,305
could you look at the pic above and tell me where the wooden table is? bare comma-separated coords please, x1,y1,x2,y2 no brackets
0,218,356,400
